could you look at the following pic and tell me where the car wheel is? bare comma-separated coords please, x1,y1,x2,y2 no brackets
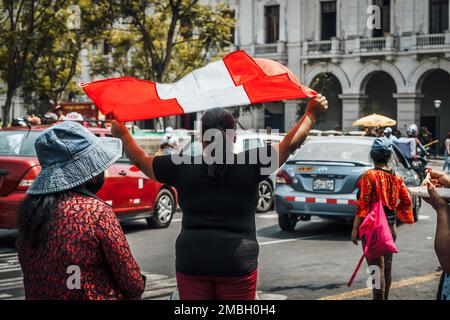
278,214,297,231
147,189,175,228
256,180,274,213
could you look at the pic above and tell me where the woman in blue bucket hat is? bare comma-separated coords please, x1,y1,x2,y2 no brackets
16,121,145,300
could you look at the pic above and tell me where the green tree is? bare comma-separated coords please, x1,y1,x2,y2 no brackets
0,0,69,126
93,0,235,81
20,0,115,116
90,0,235,127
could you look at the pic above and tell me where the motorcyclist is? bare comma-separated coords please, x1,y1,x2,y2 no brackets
394,124,429,161
384,127,397,143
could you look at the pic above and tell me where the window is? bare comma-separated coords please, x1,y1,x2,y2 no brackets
373,0,391,37
264,5,280,44
430,0,449,34
321,1,337,40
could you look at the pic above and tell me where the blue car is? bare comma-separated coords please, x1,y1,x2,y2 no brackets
275,136,421,231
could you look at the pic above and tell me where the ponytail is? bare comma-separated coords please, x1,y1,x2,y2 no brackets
201,108,236,182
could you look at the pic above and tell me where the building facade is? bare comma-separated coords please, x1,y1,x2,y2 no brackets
232,0,450,144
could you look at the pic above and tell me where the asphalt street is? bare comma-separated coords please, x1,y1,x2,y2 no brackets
0,163,445,300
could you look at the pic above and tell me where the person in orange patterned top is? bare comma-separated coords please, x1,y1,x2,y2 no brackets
351,138,414,300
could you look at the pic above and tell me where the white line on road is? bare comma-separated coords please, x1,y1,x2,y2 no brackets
259,232,344,246
0,294,12,299
172,218,182,222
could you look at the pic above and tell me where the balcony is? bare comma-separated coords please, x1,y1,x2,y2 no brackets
241,41,287,63
409,32,450,58
302,38,344,63
354,35,399,61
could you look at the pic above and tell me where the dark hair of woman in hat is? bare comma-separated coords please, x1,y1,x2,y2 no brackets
111,95,328,300
351,138,414,300
16,121,145,300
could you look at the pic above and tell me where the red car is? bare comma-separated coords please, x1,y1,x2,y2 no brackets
0,125,177,229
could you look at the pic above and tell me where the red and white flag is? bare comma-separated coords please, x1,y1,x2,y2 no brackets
81,50,317,122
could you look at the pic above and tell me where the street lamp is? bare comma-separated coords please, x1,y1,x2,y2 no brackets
434,100,442,156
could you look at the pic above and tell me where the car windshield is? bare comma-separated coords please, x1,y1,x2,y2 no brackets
0,131,40,156
293,142,372,164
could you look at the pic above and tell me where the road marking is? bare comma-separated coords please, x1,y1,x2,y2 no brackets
318,272,442,300
259,232,343,246
419,215,431,220
172,218,182,222
0,294,12,299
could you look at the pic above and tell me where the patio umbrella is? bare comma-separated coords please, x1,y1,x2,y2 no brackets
352,113,397,127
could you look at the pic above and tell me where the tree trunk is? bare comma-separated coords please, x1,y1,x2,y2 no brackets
2,89,15,128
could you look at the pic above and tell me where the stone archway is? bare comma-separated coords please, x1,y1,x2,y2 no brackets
304,63,351,93
361,71,398,121
419,69,450,154
309,73,343,130
352,61,406,94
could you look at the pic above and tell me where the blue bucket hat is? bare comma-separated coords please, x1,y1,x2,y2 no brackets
371,138,393,156
27,121,122,195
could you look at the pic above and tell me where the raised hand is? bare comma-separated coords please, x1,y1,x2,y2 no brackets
111,120,130,139
306,94,329,120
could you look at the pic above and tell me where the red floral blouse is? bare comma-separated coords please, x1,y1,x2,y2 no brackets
17,192,146,300
356,169,414,224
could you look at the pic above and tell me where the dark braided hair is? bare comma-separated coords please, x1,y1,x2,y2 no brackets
201,108,236,181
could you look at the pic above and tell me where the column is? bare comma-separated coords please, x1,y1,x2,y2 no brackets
393,93,424,135
284,101,300,131
279,0,287,42
256,1,265,44
338,94,367,133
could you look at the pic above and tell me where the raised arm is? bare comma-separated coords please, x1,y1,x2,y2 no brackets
111,120,157,181
274,94,328,166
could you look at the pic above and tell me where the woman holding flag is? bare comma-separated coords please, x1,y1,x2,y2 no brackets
82,50,328,300
110,94,327,300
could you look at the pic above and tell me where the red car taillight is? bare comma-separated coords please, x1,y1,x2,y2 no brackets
276,170,292,185
17,166,41,191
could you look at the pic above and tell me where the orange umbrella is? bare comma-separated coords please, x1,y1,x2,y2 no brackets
352,114,396,127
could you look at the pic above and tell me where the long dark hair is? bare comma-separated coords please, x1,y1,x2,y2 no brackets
201,108,236,181
17,193,64,249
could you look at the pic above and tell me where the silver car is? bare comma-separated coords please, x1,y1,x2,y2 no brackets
274,136,422,231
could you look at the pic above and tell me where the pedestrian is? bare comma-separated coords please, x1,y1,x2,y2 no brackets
160,126,179,155
393,129,402,139
423,169,450,300
365,127,377,137
444,132,450,173
111,95,328,300
54,105,66,121
351,138,414,300
16,121,145,300
419,127,433,146
384,127,397,143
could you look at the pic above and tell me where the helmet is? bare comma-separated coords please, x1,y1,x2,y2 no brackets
407,124,418,137
165,126,174,137
384,127,393,135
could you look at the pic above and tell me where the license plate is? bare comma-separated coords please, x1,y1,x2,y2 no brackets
313,179,334,191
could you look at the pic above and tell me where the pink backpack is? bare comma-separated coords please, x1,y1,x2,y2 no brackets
347,179,398,287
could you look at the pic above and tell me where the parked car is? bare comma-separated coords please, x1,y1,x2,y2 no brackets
181,132,284,213
0,125,177,229
275,136,422,231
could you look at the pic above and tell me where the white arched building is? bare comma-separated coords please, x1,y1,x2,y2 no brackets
231,0,450,143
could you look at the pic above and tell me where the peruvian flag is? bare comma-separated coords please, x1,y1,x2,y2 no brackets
81,50,317,122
